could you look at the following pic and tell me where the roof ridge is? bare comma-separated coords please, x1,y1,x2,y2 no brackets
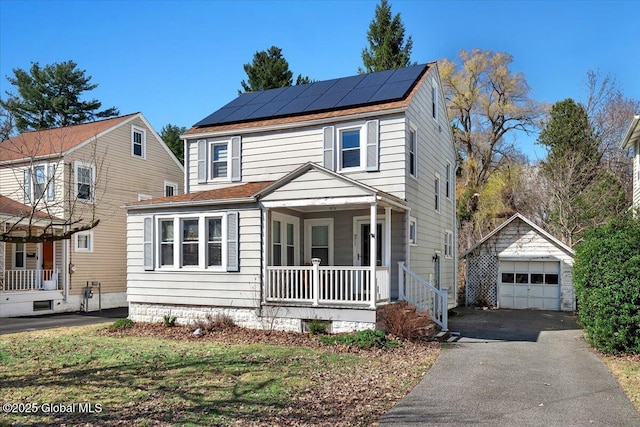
16,112,139,135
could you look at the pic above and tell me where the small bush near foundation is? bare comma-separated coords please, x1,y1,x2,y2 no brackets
378,301,436,341
308,319,331,335
110,318,134,330
319,329,401,349
191,314,236,334
163,314,177,327
574,213,640,355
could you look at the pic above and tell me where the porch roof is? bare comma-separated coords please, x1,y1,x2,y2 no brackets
258,162,407,211
0,194,63,224
125,181,274,210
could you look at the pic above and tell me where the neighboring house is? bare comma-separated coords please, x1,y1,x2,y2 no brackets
620,114,640,208
0,113,184,317
462,213,575,311
126,63,457,332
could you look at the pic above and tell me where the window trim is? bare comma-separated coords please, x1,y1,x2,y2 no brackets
336,121,368,172
409,216,417,246
164,180,178,197
131,126,146,159
444,230,454,258
75,230,93,253
74,161,95,204
271,212,300,267
209,140,230,181
409,127,418,179
23,162,56,204
155,213,227,271
434,173,441,213
138,194,153,201
13,242,26,269
304,218,334,265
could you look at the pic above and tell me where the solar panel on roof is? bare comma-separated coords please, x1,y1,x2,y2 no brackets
368,81,415,103
304,90,350,112
245,99,291,119
386,64,426,84
192,63,429,127
355,69,395,88
273,94,320,116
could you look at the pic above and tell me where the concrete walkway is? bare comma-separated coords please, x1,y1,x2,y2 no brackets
0,307,128,335
380,308,640,426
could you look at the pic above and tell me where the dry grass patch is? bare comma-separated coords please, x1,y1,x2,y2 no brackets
604,353,640,413
0,322,438,426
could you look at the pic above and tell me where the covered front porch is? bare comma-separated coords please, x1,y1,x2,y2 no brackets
259,163,406,311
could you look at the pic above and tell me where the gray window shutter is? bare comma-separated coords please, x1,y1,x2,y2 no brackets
143,217,154,271
365,120,380,171
323,126,335,171
226,211,239,272
197,139,207,183
230,136,241,182
23,169,31,204
47,164,55,201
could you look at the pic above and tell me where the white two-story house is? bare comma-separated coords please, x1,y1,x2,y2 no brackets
0,113,184,317
126,63,457,332
621,114,640,208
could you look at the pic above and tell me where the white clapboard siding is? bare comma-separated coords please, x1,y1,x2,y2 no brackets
127,209,262,307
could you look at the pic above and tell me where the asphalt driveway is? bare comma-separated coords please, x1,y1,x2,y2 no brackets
380,308,640,426
0,307,128,335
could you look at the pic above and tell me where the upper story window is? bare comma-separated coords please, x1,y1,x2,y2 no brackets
324,120,379,173
164,181,178,197
211,143,228,179
132,126,146,158
197,137,241,184
23,164,55,204
409,129,417,178
75,161,95,203
340,128,361,169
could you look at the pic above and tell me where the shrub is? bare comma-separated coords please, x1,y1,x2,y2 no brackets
191,313,236,334
163,314,177,327
319,329,401,349
308,319,331,335
574,213,640,354
377,301,436,341
110,318,134,330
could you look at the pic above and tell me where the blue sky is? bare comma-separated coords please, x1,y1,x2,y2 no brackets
1,0,638,160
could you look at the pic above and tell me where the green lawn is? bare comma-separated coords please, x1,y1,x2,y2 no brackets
0,324,436,426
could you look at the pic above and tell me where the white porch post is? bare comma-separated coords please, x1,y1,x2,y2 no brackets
384,207,391,267
311,258,320,306
261,207,269,304
398,261,405,300
369,203,377,309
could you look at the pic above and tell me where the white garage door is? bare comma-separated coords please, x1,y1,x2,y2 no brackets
498,260,560,310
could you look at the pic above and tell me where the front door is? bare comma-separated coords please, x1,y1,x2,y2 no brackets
355,221,383,266
42,242,54,270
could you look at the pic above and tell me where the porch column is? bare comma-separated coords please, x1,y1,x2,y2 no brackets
261,207,269,304
384,207,391,267
369,203,377,309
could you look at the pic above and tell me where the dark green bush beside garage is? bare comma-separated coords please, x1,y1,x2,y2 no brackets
574,213,640,355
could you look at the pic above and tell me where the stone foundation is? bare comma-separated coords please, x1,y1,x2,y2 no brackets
128,302,377,333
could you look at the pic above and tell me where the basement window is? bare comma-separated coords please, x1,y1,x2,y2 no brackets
33,300,53,311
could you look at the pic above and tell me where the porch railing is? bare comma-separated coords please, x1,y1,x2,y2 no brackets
1,269,59,292
398,262,448,331
266,260,390,308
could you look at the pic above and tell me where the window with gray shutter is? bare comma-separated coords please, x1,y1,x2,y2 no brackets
226,212,239,272
230,136,241,182
197,139,207,183
365,120,379,171
143,217,155,271
323,126,335,171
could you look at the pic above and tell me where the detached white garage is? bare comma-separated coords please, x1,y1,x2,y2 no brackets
463,213,575,311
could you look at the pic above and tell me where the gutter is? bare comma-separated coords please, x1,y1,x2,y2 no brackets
124,196,257,211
